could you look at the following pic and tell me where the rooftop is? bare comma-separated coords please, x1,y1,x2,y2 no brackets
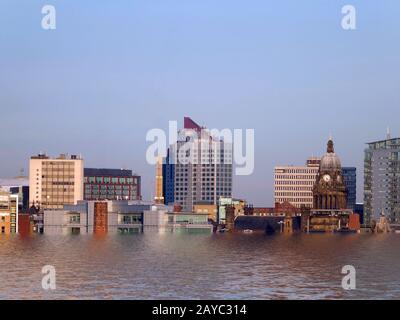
31,153,82,160
84,168,138,177
366,137,400,146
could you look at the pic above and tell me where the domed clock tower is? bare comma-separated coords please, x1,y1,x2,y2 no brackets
313,139,347,210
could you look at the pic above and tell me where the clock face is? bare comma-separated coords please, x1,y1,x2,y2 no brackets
323,174,331,182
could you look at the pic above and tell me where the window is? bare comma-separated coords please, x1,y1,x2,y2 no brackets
122,215,142,224
69,215,80,224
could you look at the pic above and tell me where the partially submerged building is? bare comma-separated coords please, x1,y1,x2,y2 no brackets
44,201,213,235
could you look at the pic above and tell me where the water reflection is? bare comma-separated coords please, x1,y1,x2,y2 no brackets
0,233,399,299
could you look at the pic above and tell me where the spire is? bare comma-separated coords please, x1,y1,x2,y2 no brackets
327,139,334,153
387,127,391,140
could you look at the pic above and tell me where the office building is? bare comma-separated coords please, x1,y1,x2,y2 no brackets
0,176,29,210
84,168,141,201
44,201,212,234
274,157,320,208
0,191,18,234
162,149,175,205
342,167,357,210
29,153,84,209
44,200,150,235
364,134,400,224
169,117,233,211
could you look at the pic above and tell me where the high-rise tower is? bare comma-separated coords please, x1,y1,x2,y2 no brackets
154,156,164,204
364,135,400,224
168,117,233,211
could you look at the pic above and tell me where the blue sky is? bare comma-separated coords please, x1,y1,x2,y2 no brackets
0,0,399,205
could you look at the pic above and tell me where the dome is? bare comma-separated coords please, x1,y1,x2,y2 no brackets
319,140,342,172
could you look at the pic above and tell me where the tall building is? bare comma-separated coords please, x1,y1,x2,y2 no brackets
364,135,400,224
169,117,233,211
84,168,141,201
154,158,164,204
162,149,175,205
274,157,320,208
0,191,18,234
29,153,84,210
342,167,357,210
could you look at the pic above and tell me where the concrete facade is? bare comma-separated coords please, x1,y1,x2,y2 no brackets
44,201,149,235
143,205,213,233
169,117,233,211
29,153,84,210
274,157,320,208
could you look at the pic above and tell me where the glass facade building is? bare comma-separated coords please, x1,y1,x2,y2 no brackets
162,149,175,205
342,167,357,210
364,137,400,224
84,168,141,201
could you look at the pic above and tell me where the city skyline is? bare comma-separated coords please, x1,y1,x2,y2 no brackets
1,1,400,206
1,125,397,207
1,0,400,304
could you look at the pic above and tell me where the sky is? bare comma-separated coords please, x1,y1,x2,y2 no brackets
0,0,399,206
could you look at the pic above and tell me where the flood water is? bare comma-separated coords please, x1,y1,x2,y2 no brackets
0,232,399,300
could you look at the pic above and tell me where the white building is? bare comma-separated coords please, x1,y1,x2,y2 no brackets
43,201,212,234
274,157,320,209
143,204,212,233
170,117,233,211
44,201,149,235
29,153,84,210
